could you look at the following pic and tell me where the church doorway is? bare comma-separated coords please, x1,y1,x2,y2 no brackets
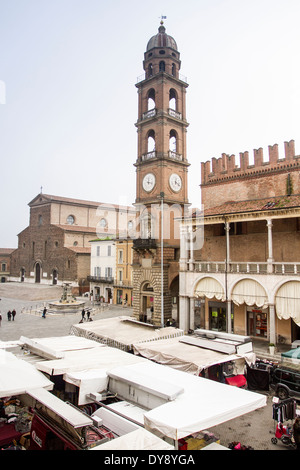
35,263,41,283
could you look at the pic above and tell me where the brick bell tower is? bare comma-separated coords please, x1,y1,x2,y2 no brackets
132,21,190,326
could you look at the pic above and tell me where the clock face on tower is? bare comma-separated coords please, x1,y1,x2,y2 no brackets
169,173,182,192
142,173,156,192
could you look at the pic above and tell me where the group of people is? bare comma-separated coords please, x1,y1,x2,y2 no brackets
0,309,16,325
80,308,92,323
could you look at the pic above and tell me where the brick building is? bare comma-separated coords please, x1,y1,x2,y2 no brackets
10,193,134,294
0,248,15,283
179,140,300,346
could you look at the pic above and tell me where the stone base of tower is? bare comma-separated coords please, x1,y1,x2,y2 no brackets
132,263,173,327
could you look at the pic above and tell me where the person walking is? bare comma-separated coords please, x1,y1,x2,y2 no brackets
42,307,47,318
81,308,86,321
87,309,90,321
7,310,11,321
0,313,2,327
11,309,16,321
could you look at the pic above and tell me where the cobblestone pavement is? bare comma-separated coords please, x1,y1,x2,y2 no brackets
0,282,298,451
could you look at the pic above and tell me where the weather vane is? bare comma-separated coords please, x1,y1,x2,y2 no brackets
159,15,167,23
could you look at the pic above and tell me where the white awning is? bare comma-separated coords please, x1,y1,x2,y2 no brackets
0,350,53,398
110,362,266,441
64,369,109,405
275,281,300,327
91,428,174,450
231,279,268,308
194,277,225,301
27,387,93,428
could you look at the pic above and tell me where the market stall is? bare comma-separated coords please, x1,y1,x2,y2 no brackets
70,316,184,352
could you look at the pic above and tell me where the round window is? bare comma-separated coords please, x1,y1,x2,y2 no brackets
67,215,75,225
100,218,107,228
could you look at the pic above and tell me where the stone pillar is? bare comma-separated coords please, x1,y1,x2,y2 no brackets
189,297,195,331
225,222,231,270
179,296,190,332
227,300,232,334
269,304,276,345
188,226,194,271
267,219,274,273
179,225,188,271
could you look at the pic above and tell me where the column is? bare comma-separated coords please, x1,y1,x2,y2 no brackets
179,296,190,333
269,304,276,345
179,225,188,271
227,300,232,334
267,219,274,273
189,297,195,331
225,222,230,270
188,225,194,271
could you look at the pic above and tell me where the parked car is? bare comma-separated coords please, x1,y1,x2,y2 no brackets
270,362,300,400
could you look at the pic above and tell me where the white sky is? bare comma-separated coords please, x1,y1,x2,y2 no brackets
1,0,300,247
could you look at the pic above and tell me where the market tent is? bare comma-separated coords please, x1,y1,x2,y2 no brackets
91,428,174,450
0,350,53,398
63,369,109,405
133,336,254,376
107,361,266,441
281,348,300,363
34,344,147,376
70,316,184,351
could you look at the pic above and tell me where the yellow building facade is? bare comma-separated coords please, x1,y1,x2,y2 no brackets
113,239,133,306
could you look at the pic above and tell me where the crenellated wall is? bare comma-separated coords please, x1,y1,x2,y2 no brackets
201,140,300,209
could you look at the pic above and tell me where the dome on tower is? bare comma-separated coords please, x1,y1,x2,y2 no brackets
146,22,177,51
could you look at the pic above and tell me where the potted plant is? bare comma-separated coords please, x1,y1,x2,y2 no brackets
269,343,275,355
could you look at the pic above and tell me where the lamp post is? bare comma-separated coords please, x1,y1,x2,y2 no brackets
160,192,164,327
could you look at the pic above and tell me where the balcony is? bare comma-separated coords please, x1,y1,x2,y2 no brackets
133,238,157,251
191,261,300,275
142,151,156,161
87,276,114,284
168,108,182,120
142,109,156,120
168,150,183,161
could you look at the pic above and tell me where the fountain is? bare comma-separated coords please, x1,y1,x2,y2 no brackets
48,283,85,314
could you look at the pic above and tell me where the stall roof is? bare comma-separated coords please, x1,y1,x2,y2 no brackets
107,361,266,440
70,316,184,351
27,387,93,428
132,336,254,375
34,344,147,376
91,428,174,450
0,350,53,398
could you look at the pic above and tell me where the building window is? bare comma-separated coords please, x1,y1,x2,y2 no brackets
100,218,107,228
1,264,6,272
67,215,75,225
73,241,78,246
118,250,123,263
105,267,112,279
96,246,100,256
38,215,43,226
107,245,111,256
159,61,165,72
94,266,101,277
119,270,123,282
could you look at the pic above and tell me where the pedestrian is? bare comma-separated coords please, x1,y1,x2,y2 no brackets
81,309,85,321
87,310,90,321
42,307,47,318
293,417,300,450
7,310,11,321
0,313,2,327
11,309,16,321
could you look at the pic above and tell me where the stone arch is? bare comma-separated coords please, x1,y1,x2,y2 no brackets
34,261,42,283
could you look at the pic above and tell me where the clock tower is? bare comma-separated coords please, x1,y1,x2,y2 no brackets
132,21,190,326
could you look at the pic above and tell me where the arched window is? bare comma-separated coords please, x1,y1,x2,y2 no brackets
147,89,155,110
147,130,155,153
169,88,177,111
159,61,165,72
148,63,153,77
172,63,176,77
169,130,177,152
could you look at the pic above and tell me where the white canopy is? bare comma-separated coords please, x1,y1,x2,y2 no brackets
133,336,254,375
107,361,266,441
91,428,174,450
35,344,147,376
0,350,53,398
70,316,184,351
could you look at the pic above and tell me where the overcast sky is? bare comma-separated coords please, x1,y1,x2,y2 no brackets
1,0,300,247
